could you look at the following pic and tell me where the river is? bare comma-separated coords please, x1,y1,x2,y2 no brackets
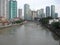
0,22,60,45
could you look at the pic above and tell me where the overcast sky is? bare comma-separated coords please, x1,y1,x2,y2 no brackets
17,0,60,16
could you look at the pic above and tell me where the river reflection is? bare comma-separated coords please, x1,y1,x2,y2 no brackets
0,22,60,45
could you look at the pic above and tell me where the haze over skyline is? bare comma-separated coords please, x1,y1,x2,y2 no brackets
17,0,60,16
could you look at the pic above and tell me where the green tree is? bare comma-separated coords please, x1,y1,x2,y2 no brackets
51,22,60,29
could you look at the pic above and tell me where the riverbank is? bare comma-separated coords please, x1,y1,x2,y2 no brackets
40,22,60,38
0,21,27,29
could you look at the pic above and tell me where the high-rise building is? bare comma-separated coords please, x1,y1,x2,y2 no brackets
18,9,22,18
9,0,17,20
32,11,37,20
40,9,45,18
24,4,29,20
37,9,41,19
55,13,58,18
29,9,32,20
46,6,50,17
24,4,32,20
51,5,55,18
37,9,45,18
0,0,9,19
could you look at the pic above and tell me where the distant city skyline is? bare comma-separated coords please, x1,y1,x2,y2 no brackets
17,0,60,16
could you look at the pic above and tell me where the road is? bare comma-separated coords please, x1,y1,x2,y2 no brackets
0,22,60,45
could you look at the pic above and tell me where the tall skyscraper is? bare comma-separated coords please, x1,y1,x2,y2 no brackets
55,13,58,18
0,0,9,19
37,10,41,18
51,5,55,18
18,9,22,18
32,11,37,20
40,9,45,18
37,9,45,18
9,0,17,20
46,6,50,17
29,9,32,20
24,4,32,20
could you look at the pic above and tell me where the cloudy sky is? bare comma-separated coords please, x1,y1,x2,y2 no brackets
17,0,60,16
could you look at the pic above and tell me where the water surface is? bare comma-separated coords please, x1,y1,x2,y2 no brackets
0,22,60,45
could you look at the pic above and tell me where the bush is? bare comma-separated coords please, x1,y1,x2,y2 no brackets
40,18,49,24
12,20,23,24
51,22,60,29
40,17,53,24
